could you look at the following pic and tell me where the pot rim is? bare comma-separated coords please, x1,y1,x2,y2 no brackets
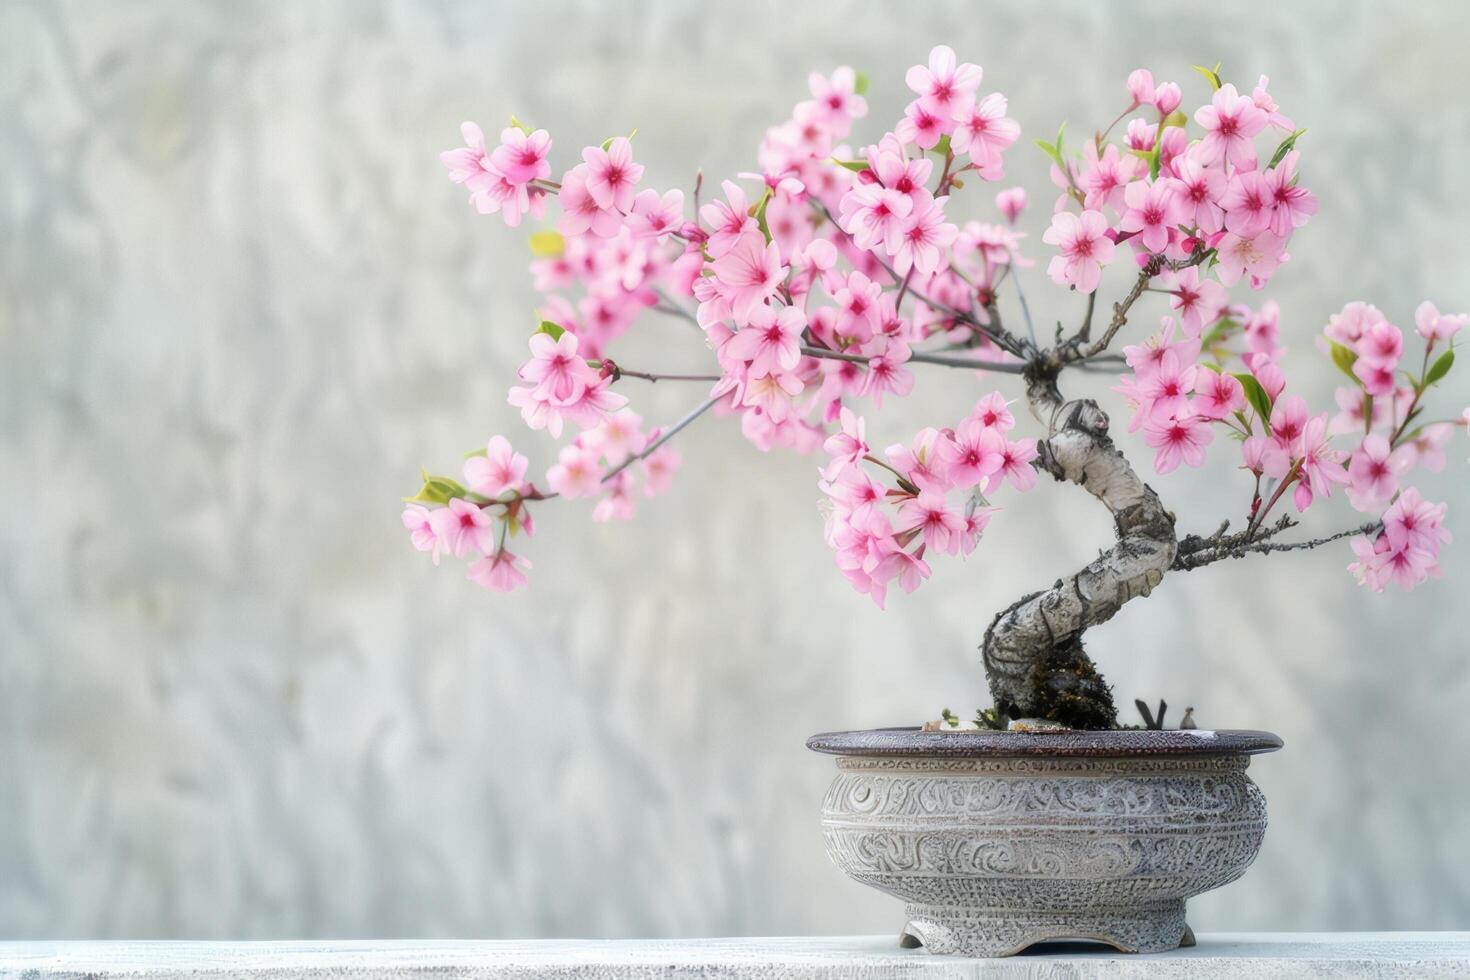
806,726,1282,758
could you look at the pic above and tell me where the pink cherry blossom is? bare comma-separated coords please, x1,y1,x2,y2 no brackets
1347,434,1400,509
899,492,968,555
466,548,530,592
490,127,552,185
1295,414,1346,509
1193,369,1245,420
700,181,756,257
868,139,934,205
1169,155,1227,234
518,330,599,403
464,436,529,498
581,137,643,212
995,187,1026,224
640,439,681,497
1168,266,1227,334
1214,231,1286,289
440,122,495,189
905,45,982,119
546,443,603,498
1259,152,1317,237
1138,350,1198,422
1351,357,1396,397
890,198,958,276
806,66,868,138
886,427,953,494
1241,434,1289,478
837,184,913,251
1415,301,1468,343
950,93,1019,176
1127,68,1155,107
1382,487,1451,556
1119,178,1186,254
1269,394,1309,456
430,497,496,558
940,419,1006,489
1144,411,1214,473
1220,171,1272,236
710,232,786,323
726,304,806,377
1194,83,1268,169
1357,319,1403,367
895,100,947,150
1079,142,1141,213
402,504,445,565
988,437,1039,492
558,165,622,237
1153,82,1183,116
821,407,869,480
1043,210,1115,294
583,410,645,465
1399,423,1454,474
862,339,915,407
629,188,685,238
971,391,1016,431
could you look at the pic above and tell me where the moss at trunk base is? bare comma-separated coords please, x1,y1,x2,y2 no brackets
994,637,1119,730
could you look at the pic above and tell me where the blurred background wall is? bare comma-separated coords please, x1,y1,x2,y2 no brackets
3,0,1468,939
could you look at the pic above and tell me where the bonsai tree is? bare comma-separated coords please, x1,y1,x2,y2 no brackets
406,49,1467,730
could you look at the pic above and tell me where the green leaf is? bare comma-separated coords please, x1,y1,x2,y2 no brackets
853,71,869,96
1267,128,1307,169
931,133,952,157
1328,340,1359,382
1034,138,1064,170
1055,121,1066,158
403,473,470,505
1192,64,1223,91
463,447,487,460
1161,109,1188,129
1200,315,1240,348
1232,372,1273,422
1423,348,1455,389
832,158,871,173
528,230,564,258
537,320,566,341
751,185,774,243
508,115,532,136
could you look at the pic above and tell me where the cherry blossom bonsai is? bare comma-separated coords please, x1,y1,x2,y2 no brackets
407,48,1467,732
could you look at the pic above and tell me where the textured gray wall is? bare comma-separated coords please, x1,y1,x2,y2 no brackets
2,0,1468,940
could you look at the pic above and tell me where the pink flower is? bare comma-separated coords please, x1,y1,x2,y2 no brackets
862,339,915,407
837,184,913,251
1194,83,1268,169
887,549,933,595
1219,171,1272,236
940,418,1007,489
1119,178,1186,254
1153,82,1183,116
1127,68,1155,107
889,197,958,276
1357,319,1403,367
1170,155,1226,234
1214,231,1286,288
1399,423,1454,474
1382,486,1451,555
895,101,947,150
822,407,868,480
518,330,598,403
546,444,603,498
1138,350,1198,422
1347,434,1401,508
988,437,1039,492
1144,412,1214,473
583,410,645,465
886,427,952,494
1193,369,1245,420
905,45,983,119
710,232,786,324
995,187,1026,224
806,66,868,138
591,471,637,523
1241,434,1288,477
629,188,684,238
1351,357,1396,397
1080,142,1140,213
430,497,496,557
971,391,1016,431
1260,152,1317,237
726,304,806,377
1168,266,1227,335
1296,414,1346,509
739,371,805,422
700,181,756,257
466,549,531,592
463,436,529,498
558,165,622,237
950,93,1019,176
1043,210,1115,294
402,504,445,565
490,127,552,185
1270,394,1309,456
899,492,968,555
640,439,680,497
580,137,643,212
868,137,934,205
1415,301,1468,343
822,466,885,527
441,122,498,190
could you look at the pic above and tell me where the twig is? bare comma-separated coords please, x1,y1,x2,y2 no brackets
799,344,1027,375
1172,521,1380,572
601,393,723,484
589,360,720,383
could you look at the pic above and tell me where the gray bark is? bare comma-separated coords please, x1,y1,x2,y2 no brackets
980,369,1177,728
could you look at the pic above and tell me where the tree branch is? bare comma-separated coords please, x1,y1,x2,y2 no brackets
600,393,723,483
589,360,720,384
1172,521,1381,572
799,344,1027,374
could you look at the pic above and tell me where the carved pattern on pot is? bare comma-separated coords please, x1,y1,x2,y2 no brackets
817,752,1269,956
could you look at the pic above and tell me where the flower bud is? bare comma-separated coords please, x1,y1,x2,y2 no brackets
1153,81,1183,116
994,186,1026,224
1127,68,1155,107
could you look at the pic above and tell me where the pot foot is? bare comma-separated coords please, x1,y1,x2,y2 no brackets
900,899,1188,957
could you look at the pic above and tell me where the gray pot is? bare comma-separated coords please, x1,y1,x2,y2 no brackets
807,727,1282,956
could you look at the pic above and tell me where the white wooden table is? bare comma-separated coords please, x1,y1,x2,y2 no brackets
3,936,1469,979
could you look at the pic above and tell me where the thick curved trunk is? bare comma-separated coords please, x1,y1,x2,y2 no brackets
981,370,1177,729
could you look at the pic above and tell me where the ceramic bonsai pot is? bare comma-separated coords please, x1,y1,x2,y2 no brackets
807,727,1282,956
